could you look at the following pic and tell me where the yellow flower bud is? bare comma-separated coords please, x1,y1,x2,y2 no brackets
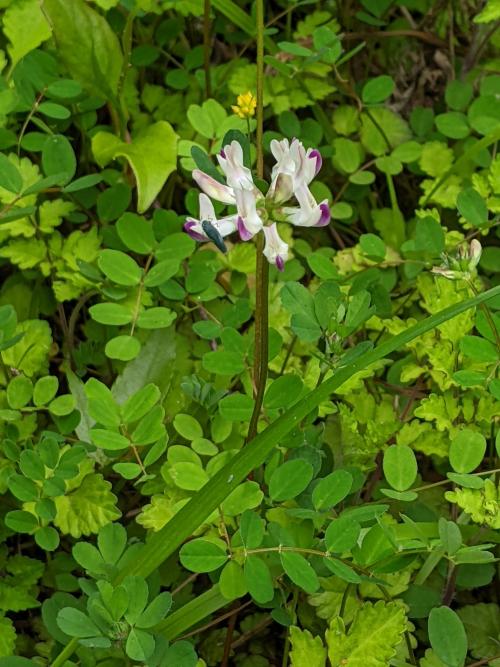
231,91,257,119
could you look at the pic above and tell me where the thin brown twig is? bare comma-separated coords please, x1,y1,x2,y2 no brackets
171,573,198,596
231,616,272,650
342,29,448,48
220,603,239,667
328,224,346,250
66,290,98,364
467,655,500,667
463,19,500,74
177,600,253,641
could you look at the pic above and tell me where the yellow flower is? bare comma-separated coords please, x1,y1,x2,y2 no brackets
231,91,257,119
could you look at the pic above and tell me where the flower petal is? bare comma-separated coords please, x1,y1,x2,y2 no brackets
283,183,330,228
184,220,207,242
192,169,235,205
267,172,294,205
217,140,254,190
316,201,331,227
216,215,238,237
199,192,216,221
183,194,237,246
234,187,264,237
268,139,322,204
307,148,322,177
263,223,289,269
237,216,253,241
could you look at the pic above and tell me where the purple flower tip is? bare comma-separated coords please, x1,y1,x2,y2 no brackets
310,149,322,175
276,255,285,272
184,220,206,242
316,202,331,227
220,148,226,158
237,216,253,241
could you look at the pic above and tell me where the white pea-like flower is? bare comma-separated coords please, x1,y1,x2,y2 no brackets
263,223,289,271
431,239,483,281
184,137,330,269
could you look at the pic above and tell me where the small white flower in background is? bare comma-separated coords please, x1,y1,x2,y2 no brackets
184,137,330,270
467,238,482,270
431,239,482,281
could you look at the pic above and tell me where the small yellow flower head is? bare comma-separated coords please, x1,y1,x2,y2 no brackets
231,91,257,119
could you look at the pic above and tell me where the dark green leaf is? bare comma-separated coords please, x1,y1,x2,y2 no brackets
0,154,23,193
428,606,467,667
264,375,303,410
312,470,353,511
179,539,227,573
457,188,488,227
98,250,142,286
449,429,486,474
269,460,314,501
244,556,274,603
219,393,254,421
383,444,417,492
325,516,361,552
362,75,394,104
42,135,76,185
57,608,102,638
280,551,319,593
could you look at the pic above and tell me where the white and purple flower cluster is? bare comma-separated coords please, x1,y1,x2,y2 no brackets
184,138,330,270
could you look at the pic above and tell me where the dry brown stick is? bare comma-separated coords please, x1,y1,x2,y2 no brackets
177,600,253,641
342,29,448,48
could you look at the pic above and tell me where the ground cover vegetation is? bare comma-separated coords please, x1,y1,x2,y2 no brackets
1,0,500,665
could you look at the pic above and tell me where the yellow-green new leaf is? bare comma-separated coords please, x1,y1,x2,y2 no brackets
54,473,121,538
326,601,407,667
92,122,178,212
445,479,500,529
289,626,327,667
0,616,16,657
3,0,51,68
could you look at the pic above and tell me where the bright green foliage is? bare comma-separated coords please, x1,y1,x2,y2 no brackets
0,615,16,657
383,444,417,491
289,626,327,667
57,575,173,659
53,473,121,538
179,539,227,573
3,0,51,67
92,122,178,212
0,551,44,614
446,480,500,529
325,601,407,666
0,0,500,665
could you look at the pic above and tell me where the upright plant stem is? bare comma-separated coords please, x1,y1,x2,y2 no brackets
203,0,212,98
255,0,264,181
248,244,269,441
247,0,268,442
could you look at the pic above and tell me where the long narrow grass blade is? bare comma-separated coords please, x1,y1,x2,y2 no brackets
118,285,500,581
212,0,276,51
156,584,231,640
